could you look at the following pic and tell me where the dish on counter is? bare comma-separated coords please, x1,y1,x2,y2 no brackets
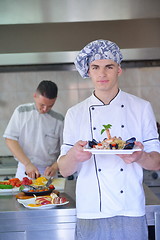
22,188,54,196
17,197,69,209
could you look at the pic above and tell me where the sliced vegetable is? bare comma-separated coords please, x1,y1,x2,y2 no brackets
9,178,22,187
0,184,13,189
49,185,55,189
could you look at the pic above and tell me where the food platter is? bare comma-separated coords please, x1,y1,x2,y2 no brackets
83,146,142,154
22,188,53,196
17,198,69,209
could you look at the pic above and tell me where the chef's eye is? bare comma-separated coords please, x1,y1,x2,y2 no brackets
106,65,114,70
92,66,98,70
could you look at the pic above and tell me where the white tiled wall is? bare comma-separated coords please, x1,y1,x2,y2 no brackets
0,66,160,155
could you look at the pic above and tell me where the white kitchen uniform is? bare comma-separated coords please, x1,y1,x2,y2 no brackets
3,103,64,179
60,89,160,219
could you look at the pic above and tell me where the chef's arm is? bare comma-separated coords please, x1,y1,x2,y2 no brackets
5,138,40,178
137,151,160,170
58,140,92,177
118,141,160,170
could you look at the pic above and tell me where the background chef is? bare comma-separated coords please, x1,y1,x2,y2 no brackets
3,80,64,179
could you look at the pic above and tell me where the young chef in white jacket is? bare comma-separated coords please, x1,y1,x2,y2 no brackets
58,40,160,240
3,80,64,179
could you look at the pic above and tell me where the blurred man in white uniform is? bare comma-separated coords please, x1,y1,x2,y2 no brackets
4,80,64,179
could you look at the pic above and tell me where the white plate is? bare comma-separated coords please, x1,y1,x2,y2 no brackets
17,198,69,209
0,187,19,193
83,146,142,154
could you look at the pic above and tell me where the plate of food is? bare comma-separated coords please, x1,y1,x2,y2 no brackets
84,146,142,154
0,178,23,193
21,188,54,196
0,185,20,193
17,193,69,209
84,124,142,154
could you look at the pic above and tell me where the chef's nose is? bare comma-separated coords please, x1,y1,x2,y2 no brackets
42,105,48,111
99,68,107,76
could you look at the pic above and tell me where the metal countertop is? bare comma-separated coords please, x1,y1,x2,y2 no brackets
0,181,160,225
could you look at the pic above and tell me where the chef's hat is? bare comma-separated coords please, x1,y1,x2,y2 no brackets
74,39,123,78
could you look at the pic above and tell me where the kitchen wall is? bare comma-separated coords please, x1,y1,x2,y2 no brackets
0,66,160,155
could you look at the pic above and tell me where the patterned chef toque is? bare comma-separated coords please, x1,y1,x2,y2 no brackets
74,39,123,78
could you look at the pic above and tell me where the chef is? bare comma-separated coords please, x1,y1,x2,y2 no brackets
3,80,64,179
58,40,160,240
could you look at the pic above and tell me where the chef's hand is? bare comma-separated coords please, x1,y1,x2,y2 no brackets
116,141,144,164
25,162,41,179
44,162,58,177
68,140,92,163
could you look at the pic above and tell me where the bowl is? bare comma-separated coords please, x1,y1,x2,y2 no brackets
22,188,54,196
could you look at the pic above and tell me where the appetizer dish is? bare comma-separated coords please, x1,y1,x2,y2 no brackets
84,124,141,154
20,176,55,196
17,192,69,209
88,136,136,150
88,124,136,150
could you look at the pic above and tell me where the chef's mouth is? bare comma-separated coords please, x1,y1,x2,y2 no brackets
98,80,109,83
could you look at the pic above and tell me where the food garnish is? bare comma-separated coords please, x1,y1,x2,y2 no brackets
88,124,136,150
101,124,112,139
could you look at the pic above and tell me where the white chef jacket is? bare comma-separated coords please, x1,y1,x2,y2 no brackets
60,89,160,219
3,103,64,179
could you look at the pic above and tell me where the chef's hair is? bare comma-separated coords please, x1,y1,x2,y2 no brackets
36,80,58,99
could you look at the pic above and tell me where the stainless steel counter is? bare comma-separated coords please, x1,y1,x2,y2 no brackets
0,181,160,240
0,192,76,240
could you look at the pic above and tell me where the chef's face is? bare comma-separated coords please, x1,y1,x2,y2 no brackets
34,93,56,114
88,59,122,93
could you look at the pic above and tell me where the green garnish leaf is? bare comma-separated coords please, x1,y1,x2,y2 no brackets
101,129,105,134
101,124,112,134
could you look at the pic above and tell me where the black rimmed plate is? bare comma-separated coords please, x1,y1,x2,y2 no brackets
22,188,53,196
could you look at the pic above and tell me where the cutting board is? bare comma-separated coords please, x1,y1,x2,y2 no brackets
52,178,66,191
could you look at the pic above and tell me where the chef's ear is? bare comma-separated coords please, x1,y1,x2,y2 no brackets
118,66,122,76
33,92,38,99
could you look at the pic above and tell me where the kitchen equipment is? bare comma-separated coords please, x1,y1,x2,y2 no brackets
143,170,160,187
45,177,54,187
23,185,37,190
